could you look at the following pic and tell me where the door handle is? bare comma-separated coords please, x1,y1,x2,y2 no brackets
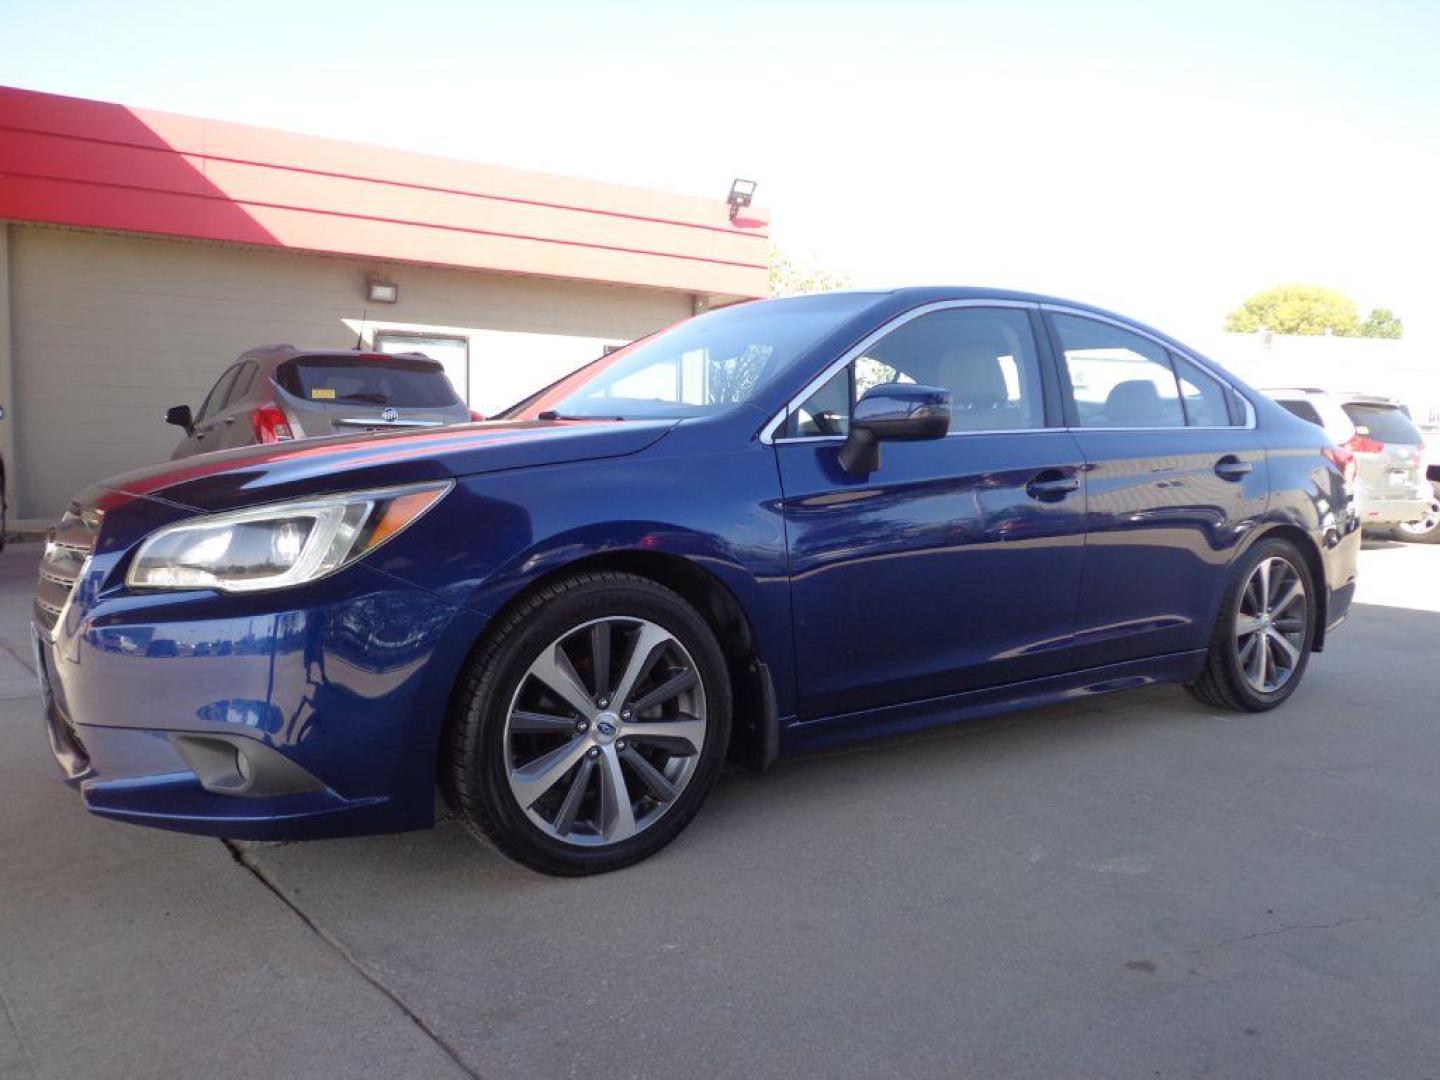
1026,470,1080,502
223,416,237,425
1214,456,1253,481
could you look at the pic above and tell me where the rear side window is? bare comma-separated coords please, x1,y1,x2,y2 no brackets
222,362,257,409
1053,314,1184,428
197,364,241,422
275,355,461,408
1277,399,1324,427
1340,403,1422,445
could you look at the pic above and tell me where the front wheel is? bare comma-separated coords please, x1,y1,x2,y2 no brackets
1186,538,1316,712
442,571,731,875
1396,481,1440,544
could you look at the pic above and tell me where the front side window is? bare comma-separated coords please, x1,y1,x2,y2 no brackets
548,293,878,420
786,307,1045,437
1054,314,1185,428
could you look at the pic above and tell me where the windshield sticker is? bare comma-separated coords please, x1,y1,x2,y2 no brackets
311,388,336,400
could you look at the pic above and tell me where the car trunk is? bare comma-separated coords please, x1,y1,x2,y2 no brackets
1342,401,1424,495
274,352,468,438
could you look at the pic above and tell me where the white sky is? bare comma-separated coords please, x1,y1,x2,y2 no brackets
6,0,1438,347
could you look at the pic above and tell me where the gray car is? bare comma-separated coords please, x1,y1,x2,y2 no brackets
166,345,474,459
1263,387,1429,529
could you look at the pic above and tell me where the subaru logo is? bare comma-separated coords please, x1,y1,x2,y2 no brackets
596,720,617,737
380,407,399,423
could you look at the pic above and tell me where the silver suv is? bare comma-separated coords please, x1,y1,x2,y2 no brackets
1263,387,1428,531
166,345,475,459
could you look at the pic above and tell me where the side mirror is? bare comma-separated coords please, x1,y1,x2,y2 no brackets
165,404,195,435
837,383,951,474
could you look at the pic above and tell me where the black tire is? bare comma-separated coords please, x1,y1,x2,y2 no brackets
0,474,7,554
1186,537,1316,712
441,571,731,876
1395,481,1440,544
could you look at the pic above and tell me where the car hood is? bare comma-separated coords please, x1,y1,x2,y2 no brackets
84,418,679,514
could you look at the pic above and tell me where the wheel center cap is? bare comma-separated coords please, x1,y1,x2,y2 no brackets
593,712,620,743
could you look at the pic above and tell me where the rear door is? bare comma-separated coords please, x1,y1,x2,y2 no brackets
1045,309,1267,668
274,353,467,438
777,302,1089,719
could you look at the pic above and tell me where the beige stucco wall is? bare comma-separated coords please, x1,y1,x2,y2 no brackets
9,225,693,519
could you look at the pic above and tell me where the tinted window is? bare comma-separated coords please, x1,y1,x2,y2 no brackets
551,293,878,419
1171,354,1235,427
1054,314,1184,428
1341,402,1422,445
276,354,461,408
787,307,1045,437
222,362,257,409
1277,399,1324,427
374,332,470,400
197,365,241,422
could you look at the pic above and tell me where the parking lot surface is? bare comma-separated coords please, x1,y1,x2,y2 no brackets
3,539,1439,1079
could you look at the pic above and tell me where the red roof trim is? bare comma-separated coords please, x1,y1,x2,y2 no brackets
1,165,768,271
0,120,769,242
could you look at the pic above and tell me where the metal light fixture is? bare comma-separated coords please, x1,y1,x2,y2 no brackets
367,277,399,304
727,178,757,220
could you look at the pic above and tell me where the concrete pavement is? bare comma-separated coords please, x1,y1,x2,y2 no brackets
3,538,1439,1078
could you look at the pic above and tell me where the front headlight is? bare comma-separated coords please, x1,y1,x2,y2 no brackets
126,481,452,592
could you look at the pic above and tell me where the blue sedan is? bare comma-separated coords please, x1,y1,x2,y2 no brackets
34,288,1359,874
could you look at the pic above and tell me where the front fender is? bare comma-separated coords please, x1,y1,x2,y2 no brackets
364,442,797,716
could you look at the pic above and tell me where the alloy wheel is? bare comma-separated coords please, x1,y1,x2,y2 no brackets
1234,555,1308,694
503,617,707,847
1398,496,1440,538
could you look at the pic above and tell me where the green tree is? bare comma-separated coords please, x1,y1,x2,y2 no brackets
1358,306,1404,339
768,248,851,297
1224,285,1359,336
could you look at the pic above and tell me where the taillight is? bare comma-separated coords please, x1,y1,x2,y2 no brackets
252,403,294,444
1323,445,1357,486
1344,433,1383,454
468,409,486,422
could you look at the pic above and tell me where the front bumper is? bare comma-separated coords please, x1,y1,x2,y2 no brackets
36,564,486,840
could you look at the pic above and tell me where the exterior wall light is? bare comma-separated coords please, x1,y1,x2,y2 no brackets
727,179,757,220
367,277,399,304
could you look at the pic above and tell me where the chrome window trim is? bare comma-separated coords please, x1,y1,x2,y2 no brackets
760,299,1041,445
1040,304,1257,431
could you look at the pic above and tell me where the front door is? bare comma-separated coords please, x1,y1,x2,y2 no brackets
776,304,1088,720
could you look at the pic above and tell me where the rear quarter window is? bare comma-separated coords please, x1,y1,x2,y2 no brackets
276,355,460,408
1340,403,1422,445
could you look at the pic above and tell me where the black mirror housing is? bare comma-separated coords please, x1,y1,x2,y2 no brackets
837,383,951,473
165,404,195,434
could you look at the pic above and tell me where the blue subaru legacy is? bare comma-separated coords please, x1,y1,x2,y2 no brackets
35,289,1359,874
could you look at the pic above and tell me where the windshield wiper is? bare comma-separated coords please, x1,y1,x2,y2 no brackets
336,392,390,404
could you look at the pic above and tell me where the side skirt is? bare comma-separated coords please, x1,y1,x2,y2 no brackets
778,650,1209,757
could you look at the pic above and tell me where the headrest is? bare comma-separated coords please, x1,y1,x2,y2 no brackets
938,344,1008,407
1104,379,1166,423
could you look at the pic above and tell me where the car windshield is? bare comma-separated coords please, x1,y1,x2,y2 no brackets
539,293,879,419
275,354,461,408
1341,402,1422,445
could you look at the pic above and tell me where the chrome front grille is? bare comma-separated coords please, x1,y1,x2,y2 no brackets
35,505,101,636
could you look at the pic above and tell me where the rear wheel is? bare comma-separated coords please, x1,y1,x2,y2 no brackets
442,571,731,875
1187,538,1315,712
1396,481,1440,544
